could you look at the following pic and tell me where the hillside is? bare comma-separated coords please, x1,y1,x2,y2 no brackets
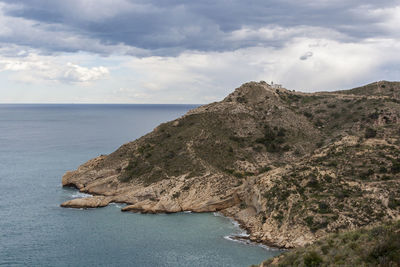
61,80,400,249
256,220,400,266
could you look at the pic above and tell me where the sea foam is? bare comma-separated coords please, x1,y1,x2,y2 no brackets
71,191,93,198
213,212,280,251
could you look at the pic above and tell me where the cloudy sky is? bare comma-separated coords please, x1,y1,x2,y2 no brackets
0,0,399,103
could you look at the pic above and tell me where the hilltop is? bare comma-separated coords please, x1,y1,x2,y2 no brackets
61,80,400,249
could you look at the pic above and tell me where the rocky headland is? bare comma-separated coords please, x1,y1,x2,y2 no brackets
61,81,400,250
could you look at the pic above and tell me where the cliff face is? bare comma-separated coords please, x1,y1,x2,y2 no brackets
61,81,400,248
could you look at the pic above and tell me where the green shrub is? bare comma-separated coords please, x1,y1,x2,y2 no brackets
303,251,323,266
318,202,331,214
304,111,313,118
229,135,245,143
273,212,284,223
239,201,247,209
233,172,244,178
388,196,400,209
331,112,340,119
236,96,247,103
360,169,374,180
277,128,286,137
259,166,272,173
253,145,263,152
261,215,267,224
306,179,321,190
255,125,287,153
379,166,387,173
391,159,400,173
365,127,377,138
314,120,324,127
323,175,332,183
321,245,330,255
305,216,314,227
172,192,180,198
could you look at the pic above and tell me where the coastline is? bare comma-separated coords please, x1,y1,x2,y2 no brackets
63,186,284,252
213,212,283,252
218,210,288,250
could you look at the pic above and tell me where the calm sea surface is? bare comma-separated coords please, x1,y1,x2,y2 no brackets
0,104,281,267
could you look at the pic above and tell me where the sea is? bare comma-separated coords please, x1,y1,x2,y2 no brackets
0,104,281,267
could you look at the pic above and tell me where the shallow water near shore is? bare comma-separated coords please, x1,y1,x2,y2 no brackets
0,104,281,266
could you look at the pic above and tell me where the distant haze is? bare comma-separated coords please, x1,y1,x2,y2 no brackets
0,0,399,103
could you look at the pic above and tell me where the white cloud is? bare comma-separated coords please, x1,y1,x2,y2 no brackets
61,63,109,83
0,52,110,84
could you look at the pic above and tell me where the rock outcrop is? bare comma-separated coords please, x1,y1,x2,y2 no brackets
61,80,400,249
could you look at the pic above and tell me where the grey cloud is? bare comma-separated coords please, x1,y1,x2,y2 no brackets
0,0,398,55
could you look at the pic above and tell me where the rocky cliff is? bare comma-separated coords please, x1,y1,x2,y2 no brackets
61,80,400,249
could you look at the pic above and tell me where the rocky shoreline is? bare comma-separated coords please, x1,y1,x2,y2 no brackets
60,158,312,249
62,182,285,251
219,210,288,250
60,173,285,248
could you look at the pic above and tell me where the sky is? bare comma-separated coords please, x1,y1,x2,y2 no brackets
0,0,399,103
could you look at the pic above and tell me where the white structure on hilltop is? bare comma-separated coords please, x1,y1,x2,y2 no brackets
271,81,282,89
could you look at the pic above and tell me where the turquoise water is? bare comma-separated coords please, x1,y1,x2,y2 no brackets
0,104,281,266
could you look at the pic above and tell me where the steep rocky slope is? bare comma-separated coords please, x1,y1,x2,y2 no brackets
61,80,400,248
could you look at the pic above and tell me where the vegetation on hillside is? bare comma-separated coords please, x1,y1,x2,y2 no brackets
257,220,400,266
